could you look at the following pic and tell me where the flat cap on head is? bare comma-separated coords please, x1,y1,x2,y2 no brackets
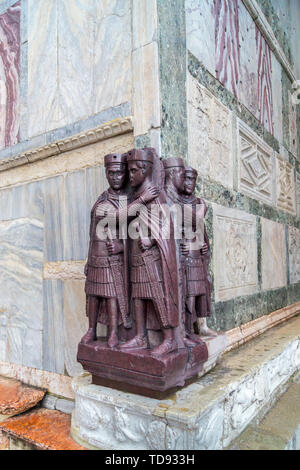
185,166,198,177
104,153,127,167
163,157,185,169
125,148,155,163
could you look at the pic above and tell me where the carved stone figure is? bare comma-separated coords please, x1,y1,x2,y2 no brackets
181,166,217,338
120,148,180,356
81,153,129,348
77,149,223,396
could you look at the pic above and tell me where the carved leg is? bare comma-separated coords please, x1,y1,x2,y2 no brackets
198,296,218,336
119,299,148,349
107,298,119,348
81,296,99,344
184,296,203,345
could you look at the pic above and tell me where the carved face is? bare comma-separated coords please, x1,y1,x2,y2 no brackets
128,161,151,188
106,164,127,190
170,167,185,192
184,174,197,195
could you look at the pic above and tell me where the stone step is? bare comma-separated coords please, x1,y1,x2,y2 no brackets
0,376,45,421
0,408,87,450
228,377,300,450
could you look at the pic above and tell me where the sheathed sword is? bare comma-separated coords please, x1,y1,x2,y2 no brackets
106,228,130,328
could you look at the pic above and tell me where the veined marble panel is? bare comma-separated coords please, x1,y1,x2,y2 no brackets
44,176,64,262
64,280,88,378
132,41,160,137
213,204,258,302
64,170,88,261
187,75,233,188
261,218,287,291
186,0,216,77
0,218,43,369
276,154,296,215
27,0,59,137
132,0,157,50
289,227,300,285
94,0,131,115
43,280,64,374
237,120,275,206
57,0,94,128
0,0,20,149
296,173,300,219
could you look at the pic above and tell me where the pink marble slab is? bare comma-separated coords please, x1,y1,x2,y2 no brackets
0,0,21,149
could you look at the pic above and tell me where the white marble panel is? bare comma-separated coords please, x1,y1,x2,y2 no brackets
261,218,287,290
94,0,132,115
27,0,59,137
186,0,216,76
0,218,43,369
132,0,157,50
57,0,95,128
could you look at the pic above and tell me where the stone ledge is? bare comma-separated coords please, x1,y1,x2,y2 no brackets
0,409,86,450
0,117,133,173
0,376,45,421
71,314,300,450
228,379,300,450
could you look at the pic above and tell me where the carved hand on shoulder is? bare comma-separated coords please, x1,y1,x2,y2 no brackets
140,186,160,204
138,237,154,251
106,240,124,256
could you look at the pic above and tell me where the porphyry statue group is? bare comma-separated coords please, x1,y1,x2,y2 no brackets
81,148,217,358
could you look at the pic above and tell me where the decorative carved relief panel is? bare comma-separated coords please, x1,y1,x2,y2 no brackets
237,121,274,206
276,154,296,215
213,204,258,302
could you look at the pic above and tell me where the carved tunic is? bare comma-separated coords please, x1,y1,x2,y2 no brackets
85,190,126,302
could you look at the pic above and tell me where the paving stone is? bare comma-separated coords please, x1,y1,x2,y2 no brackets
0,408,86,450
0,376,45,421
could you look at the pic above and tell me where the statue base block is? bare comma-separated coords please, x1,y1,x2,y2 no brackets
77,335,226,398
77,339,209,398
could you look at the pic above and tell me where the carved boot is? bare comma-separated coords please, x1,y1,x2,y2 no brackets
81,328,97,344
151,338,178,356
108,332,119,348
119,335,148,350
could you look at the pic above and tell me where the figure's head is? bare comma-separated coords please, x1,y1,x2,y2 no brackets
164,157,185,192
184,166,198,195
104,154,127,190
126,148,154,188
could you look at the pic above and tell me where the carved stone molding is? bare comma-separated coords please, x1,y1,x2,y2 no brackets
242,0,296,83
43,261,86,281
276,154,296,215
237,120,275,206
213,204,258,302
0,117,133,173
226,301,300,352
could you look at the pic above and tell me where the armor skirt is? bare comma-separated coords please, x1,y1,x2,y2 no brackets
130,247,163,299
184,255,207,296
85,255,123,298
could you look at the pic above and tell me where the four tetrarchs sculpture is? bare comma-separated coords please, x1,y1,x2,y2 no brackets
77,147,218,394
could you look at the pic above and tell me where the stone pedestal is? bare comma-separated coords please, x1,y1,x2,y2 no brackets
72,335,227,450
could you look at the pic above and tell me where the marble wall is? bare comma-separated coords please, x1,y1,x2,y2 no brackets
27,0,132,138
0,0,20,149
